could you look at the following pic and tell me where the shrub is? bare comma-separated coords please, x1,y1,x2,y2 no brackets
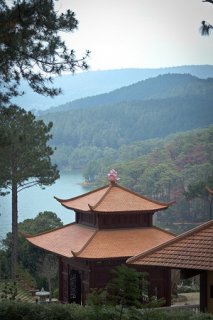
0,301,213,320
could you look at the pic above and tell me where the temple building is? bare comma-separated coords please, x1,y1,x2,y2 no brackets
25,170,175,305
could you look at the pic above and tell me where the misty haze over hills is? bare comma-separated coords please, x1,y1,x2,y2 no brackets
13,65,213,111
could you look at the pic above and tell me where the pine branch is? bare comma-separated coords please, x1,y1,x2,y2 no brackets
202,0,213,4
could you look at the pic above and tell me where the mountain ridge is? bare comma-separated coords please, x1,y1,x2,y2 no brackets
13,64,213,111
41,73,213,115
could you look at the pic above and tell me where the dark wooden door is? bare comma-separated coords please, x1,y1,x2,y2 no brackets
69,269,81,304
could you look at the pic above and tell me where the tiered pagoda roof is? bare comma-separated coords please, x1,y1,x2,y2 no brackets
25,171,175,260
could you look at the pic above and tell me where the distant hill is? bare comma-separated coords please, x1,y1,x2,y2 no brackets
39,73,213,171
44,73,213,113
13,64,213,111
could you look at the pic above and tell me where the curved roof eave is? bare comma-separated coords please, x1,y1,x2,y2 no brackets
54,183,174,213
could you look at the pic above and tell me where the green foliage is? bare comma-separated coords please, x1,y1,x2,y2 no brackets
16,264,36,289
18,211,63,235
201,20,213,36
0,302,89,320
106,265,148,308
52,288,59,299
94,127,213,229
86,265,166,319
1,211,62,289
0,301,213,320
184,174,213,201
49,91,213,170
0,0,89,106
0,105,60,192
200,1,213,37
184,181,208,200
0,250,10,278
0,105,60,277
86,288,108,306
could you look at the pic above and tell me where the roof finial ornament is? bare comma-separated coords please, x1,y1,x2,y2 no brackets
107,169,119,184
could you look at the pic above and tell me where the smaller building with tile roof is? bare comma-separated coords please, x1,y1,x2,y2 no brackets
128,220,213,313
25,171,175,305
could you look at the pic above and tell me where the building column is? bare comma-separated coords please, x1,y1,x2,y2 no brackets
207,271,213,314
200,271,207,312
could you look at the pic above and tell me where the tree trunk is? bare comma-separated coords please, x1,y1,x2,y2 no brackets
11,180,18,279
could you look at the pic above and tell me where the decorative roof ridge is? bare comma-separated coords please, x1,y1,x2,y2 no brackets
127,219,213,264
54,184,109,203
22,222,77,239
71,229,99,257
89,183,114,210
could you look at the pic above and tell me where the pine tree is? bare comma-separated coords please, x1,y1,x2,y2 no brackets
107,265,148,308
200,1,213,35
0,105,60,278
0,0,90,106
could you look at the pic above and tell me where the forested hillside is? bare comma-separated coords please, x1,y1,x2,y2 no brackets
40,74,213,171
86,127,213,233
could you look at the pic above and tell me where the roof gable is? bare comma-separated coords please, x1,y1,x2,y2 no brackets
127,220,213,271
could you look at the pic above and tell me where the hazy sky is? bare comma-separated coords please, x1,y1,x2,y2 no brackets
56,0,213,71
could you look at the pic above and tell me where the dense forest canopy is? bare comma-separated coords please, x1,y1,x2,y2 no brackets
81,127,213,234
39,73,213,172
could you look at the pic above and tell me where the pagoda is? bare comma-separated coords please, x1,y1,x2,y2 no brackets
26,170,175,305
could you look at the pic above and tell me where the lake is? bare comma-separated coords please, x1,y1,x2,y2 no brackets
0,172,93,240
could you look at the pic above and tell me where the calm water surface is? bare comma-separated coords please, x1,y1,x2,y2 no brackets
0,172,93,240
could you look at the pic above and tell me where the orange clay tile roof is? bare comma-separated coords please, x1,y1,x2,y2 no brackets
54,182,172,213
25,223,174,259
25,223,96,258
76,227,174,259
127,220,213,271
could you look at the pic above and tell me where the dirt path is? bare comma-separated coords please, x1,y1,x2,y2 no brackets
173,292,199,306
